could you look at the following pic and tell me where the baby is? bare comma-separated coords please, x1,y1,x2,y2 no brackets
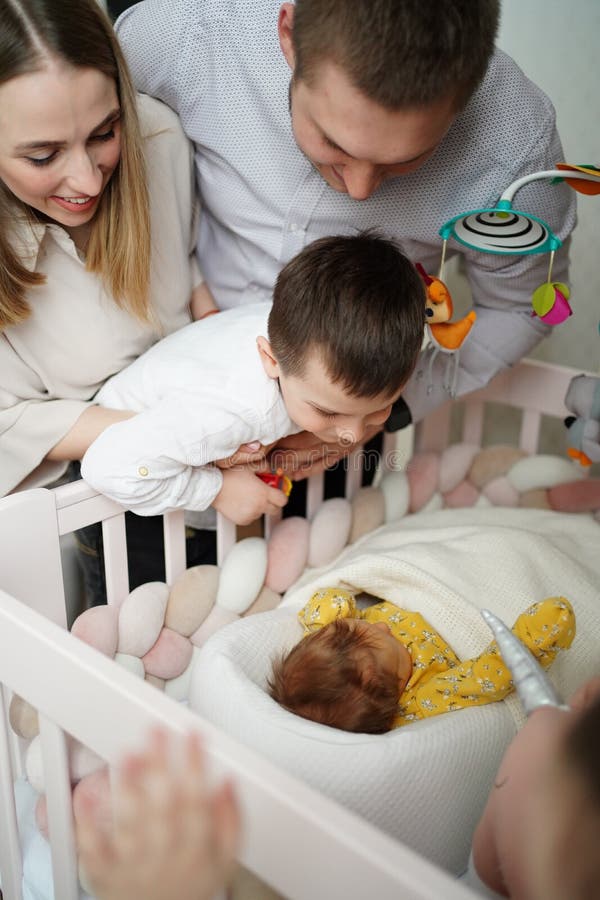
81,233,425,522
268,588,575,732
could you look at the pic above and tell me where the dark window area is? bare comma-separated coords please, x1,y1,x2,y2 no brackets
107,0,140,19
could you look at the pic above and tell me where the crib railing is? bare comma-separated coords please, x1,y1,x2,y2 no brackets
415,357,576,453
0,357,585,900
0,584,476,900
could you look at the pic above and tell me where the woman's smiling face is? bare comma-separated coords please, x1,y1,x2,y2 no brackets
0,60,121,228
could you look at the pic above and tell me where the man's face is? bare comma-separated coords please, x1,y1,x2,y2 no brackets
287,61,456,201
277,2,457,200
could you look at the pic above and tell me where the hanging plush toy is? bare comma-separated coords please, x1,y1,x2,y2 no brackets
439,163,600,325
415,262,476,397
530,280,572,325
564,373,600,466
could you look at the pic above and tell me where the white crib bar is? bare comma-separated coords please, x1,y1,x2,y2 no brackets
415,402,453,452
519,408,542,454
101,512,129,606
306,470,325,520
0,489,66,627
0,589,476,900
217,514,237,564
0,687,23,900
163,509,187,583
344,447,363,498
38,717,79,900
461,400,485,446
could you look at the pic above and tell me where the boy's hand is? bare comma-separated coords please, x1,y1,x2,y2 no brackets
77,730,239,900
213,467,288,524
268,426,383,480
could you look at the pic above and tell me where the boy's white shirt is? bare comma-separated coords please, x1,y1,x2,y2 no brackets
81,302,300,514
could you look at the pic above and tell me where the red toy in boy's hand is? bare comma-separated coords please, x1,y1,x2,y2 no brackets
257,469,293,497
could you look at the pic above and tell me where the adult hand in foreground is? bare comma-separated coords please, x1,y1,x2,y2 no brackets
77,730,240,900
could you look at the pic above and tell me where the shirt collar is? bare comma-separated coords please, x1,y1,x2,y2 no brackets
12,214,83,270
11,216,46,272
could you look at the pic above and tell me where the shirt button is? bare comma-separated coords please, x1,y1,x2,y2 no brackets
289,223,298,232
138,466,149,477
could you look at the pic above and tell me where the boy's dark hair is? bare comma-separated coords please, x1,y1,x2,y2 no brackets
292,0,500,111
268,619,400,734
268,233,425,399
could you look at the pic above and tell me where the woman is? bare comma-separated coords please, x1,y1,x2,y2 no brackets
0,0,223,602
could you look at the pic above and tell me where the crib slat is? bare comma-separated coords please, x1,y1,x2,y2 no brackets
163,509,187,583
38,717,79,900
415,401,452,452
216,514,236,564
263,509,282,540
0,687,23,900
102,512,130,606
306,471,325,520
0,489,66,627
462,400,485,447
519,408,542,454
344,448,363,499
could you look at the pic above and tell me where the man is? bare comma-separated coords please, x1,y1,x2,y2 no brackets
116,0,575,436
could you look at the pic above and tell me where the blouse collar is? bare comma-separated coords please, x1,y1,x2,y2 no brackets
12,214,83,271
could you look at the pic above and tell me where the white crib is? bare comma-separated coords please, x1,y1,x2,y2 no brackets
0,358,582,900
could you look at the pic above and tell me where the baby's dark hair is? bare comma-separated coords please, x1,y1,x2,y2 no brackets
268,619,400,734
268,233,425,399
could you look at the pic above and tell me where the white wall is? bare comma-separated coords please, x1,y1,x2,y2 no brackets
498,0,600,372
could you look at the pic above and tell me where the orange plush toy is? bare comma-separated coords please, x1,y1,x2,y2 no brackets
415,263,477,396
416,263,477,351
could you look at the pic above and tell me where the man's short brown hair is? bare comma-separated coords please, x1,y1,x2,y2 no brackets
268,232,425,399
292,0,500,111
268,619,400,734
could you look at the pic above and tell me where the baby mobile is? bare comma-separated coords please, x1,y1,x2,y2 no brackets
415,163,600,397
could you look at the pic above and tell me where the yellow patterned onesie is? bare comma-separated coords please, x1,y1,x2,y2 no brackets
298,589,575,728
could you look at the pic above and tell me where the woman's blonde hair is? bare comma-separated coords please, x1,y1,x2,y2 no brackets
0,0,151,330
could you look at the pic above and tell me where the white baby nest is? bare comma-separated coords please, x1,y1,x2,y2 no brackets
191,607,515,873
191,505,600,875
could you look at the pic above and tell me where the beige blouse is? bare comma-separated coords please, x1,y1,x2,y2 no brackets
0,95,202,495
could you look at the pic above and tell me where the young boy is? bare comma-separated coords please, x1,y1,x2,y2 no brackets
81,233,425,523
268,588,575,733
